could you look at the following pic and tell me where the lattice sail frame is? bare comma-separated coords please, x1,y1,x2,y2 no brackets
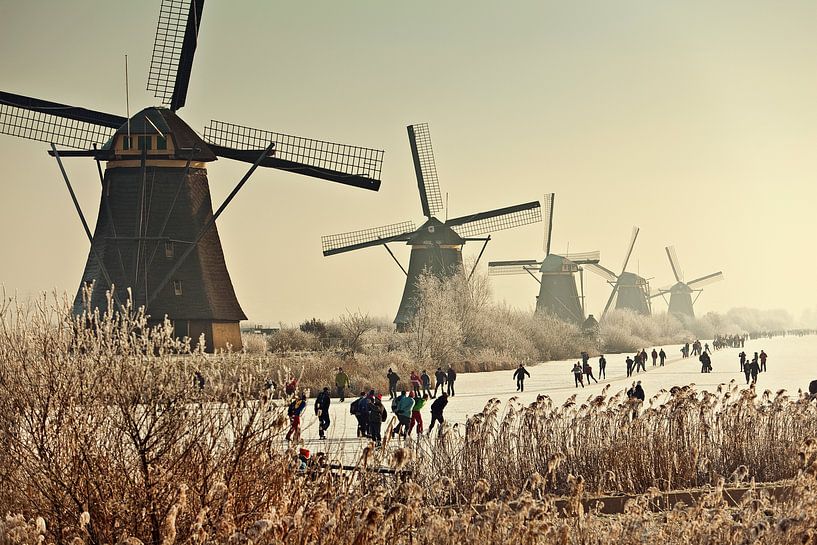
487,260,542,276
204,120,384,181
563,251,601,264
0,103,116,150
321,220,416,254
408,123,444,218
542,193,555,254
666,245,684,283
686,271,724,289
147,0,194,107
451,205,542,238
585,263,618,283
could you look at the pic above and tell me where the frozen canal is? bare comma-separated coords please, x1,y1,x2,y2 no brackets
297,334,817,453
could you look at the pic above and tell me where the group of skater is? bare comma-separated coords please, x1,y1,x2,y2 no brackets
739,350,768,385
387,367,457,399
713,334,747,350
286,380,451,446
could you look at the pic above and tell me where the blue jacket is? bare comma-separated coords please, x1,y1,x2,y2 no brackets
395,395,415,417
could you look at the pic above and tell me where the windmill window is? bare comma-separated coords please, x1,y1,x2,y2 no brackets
164,241,175,258
138,135,152,150
173,280,183,296
157,135,168,150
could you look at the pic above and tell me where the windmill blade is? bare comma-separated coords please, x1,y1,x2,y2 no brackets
542,193,555,254
665,245,684,283
487,259,542,275
620,226,640,274
204,120,384,191
322,221,416,256
146,0,205,111
601,285,619,318
447,201,542,238
686,271,724,289
407,123,444,218
0,91,124,149
584,262,618,283
564,251,600,265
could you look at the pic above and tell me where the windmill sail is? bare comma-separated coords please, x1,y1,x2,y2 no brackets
407,123,444,218
448,201,542,238
204,120,383,190
542,193,555,255
665,245,684,283
321,221,416,256
487,259,542,275
585,262,618,283
686,271,724,289
147,0,206,111
0,91,123,149
621,226,640,274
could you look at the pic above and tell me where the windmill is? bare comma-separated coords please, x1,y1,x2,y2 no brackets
321,123,542,330
0,0,384,351
486,193,600,325
586,227,652,318
652,246,724,320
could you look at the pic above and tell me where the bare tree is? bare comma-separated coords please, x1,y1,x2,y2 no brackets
338,309,374,355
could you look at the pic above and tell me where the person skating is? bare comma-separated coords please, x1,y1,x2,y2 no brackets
392,391,414,437
433,368,447,398
743,358,752,384
513,364,531,392
410,371,422,396
640,349,648,370
633,380,645,401
572,362,584,388
659,348,666,366
749,357,760,385
421,370,433,398
314,387,331,440
625,356,634,378
699,351,712,373
739,351,747,372
286,393,307,442
598,355,607,379
350,392,370,437
760,350,768,372
428,393,448,433
367,394,387,446
408,393,427,436
446,367,457,396
651,348,658,366
387,368,400,400
334,367,350,402
583,360,598,384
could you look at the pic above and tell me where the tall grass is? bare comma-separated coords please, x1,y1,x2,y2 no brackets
3,294,817,544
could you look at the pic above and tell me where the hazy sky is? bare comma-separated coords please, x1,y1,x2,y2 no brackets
0,0,815,325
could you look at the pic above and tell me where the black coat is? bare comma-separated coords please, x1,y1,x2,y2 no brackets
430,396,448,414
314,391,330,413
513,367,530,380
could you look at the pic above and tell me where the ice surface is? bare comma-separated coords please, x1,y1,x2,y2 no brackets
296,335,817,454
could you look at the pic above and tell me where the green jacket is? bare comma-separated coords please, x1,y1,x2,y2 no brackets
335,372,350,387
412,398,426,412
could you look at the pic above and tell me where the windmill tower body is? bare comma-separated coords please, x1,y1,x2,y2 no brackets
0,1,385,351
614,272,651,315
74,108,245,349
535,255,584,324
394,219,465,328
667,283,695,318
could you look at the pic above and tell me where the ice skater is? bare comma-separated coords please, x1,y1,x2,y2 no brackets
387,368,400,400
514,364,531,391
760,350,768,372
446,366,457,396
433,368,447,398
314,387,331,440
659,348,666,366
572,362,584,388
583,360,598,384
428,393,449,433
598,355,607,379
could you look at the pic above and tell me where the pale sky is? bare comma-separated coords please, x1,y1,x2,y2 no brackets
0,1,815,325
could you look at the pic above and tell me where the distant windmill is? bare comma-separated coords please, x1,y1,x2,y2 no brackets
652,246,724,320
0,0,384,351
321,123,542,330
487,193,600,325
586,227,652,318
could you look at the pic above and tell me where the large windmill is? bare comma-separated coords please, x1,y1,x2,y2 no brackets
0,0,384,351
652,246,724,320
586,227,652,318
486,193,600,325
321,123,541,330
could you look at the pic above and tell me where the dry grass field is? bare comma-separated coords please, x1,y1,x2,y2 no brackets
2,295,817,544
